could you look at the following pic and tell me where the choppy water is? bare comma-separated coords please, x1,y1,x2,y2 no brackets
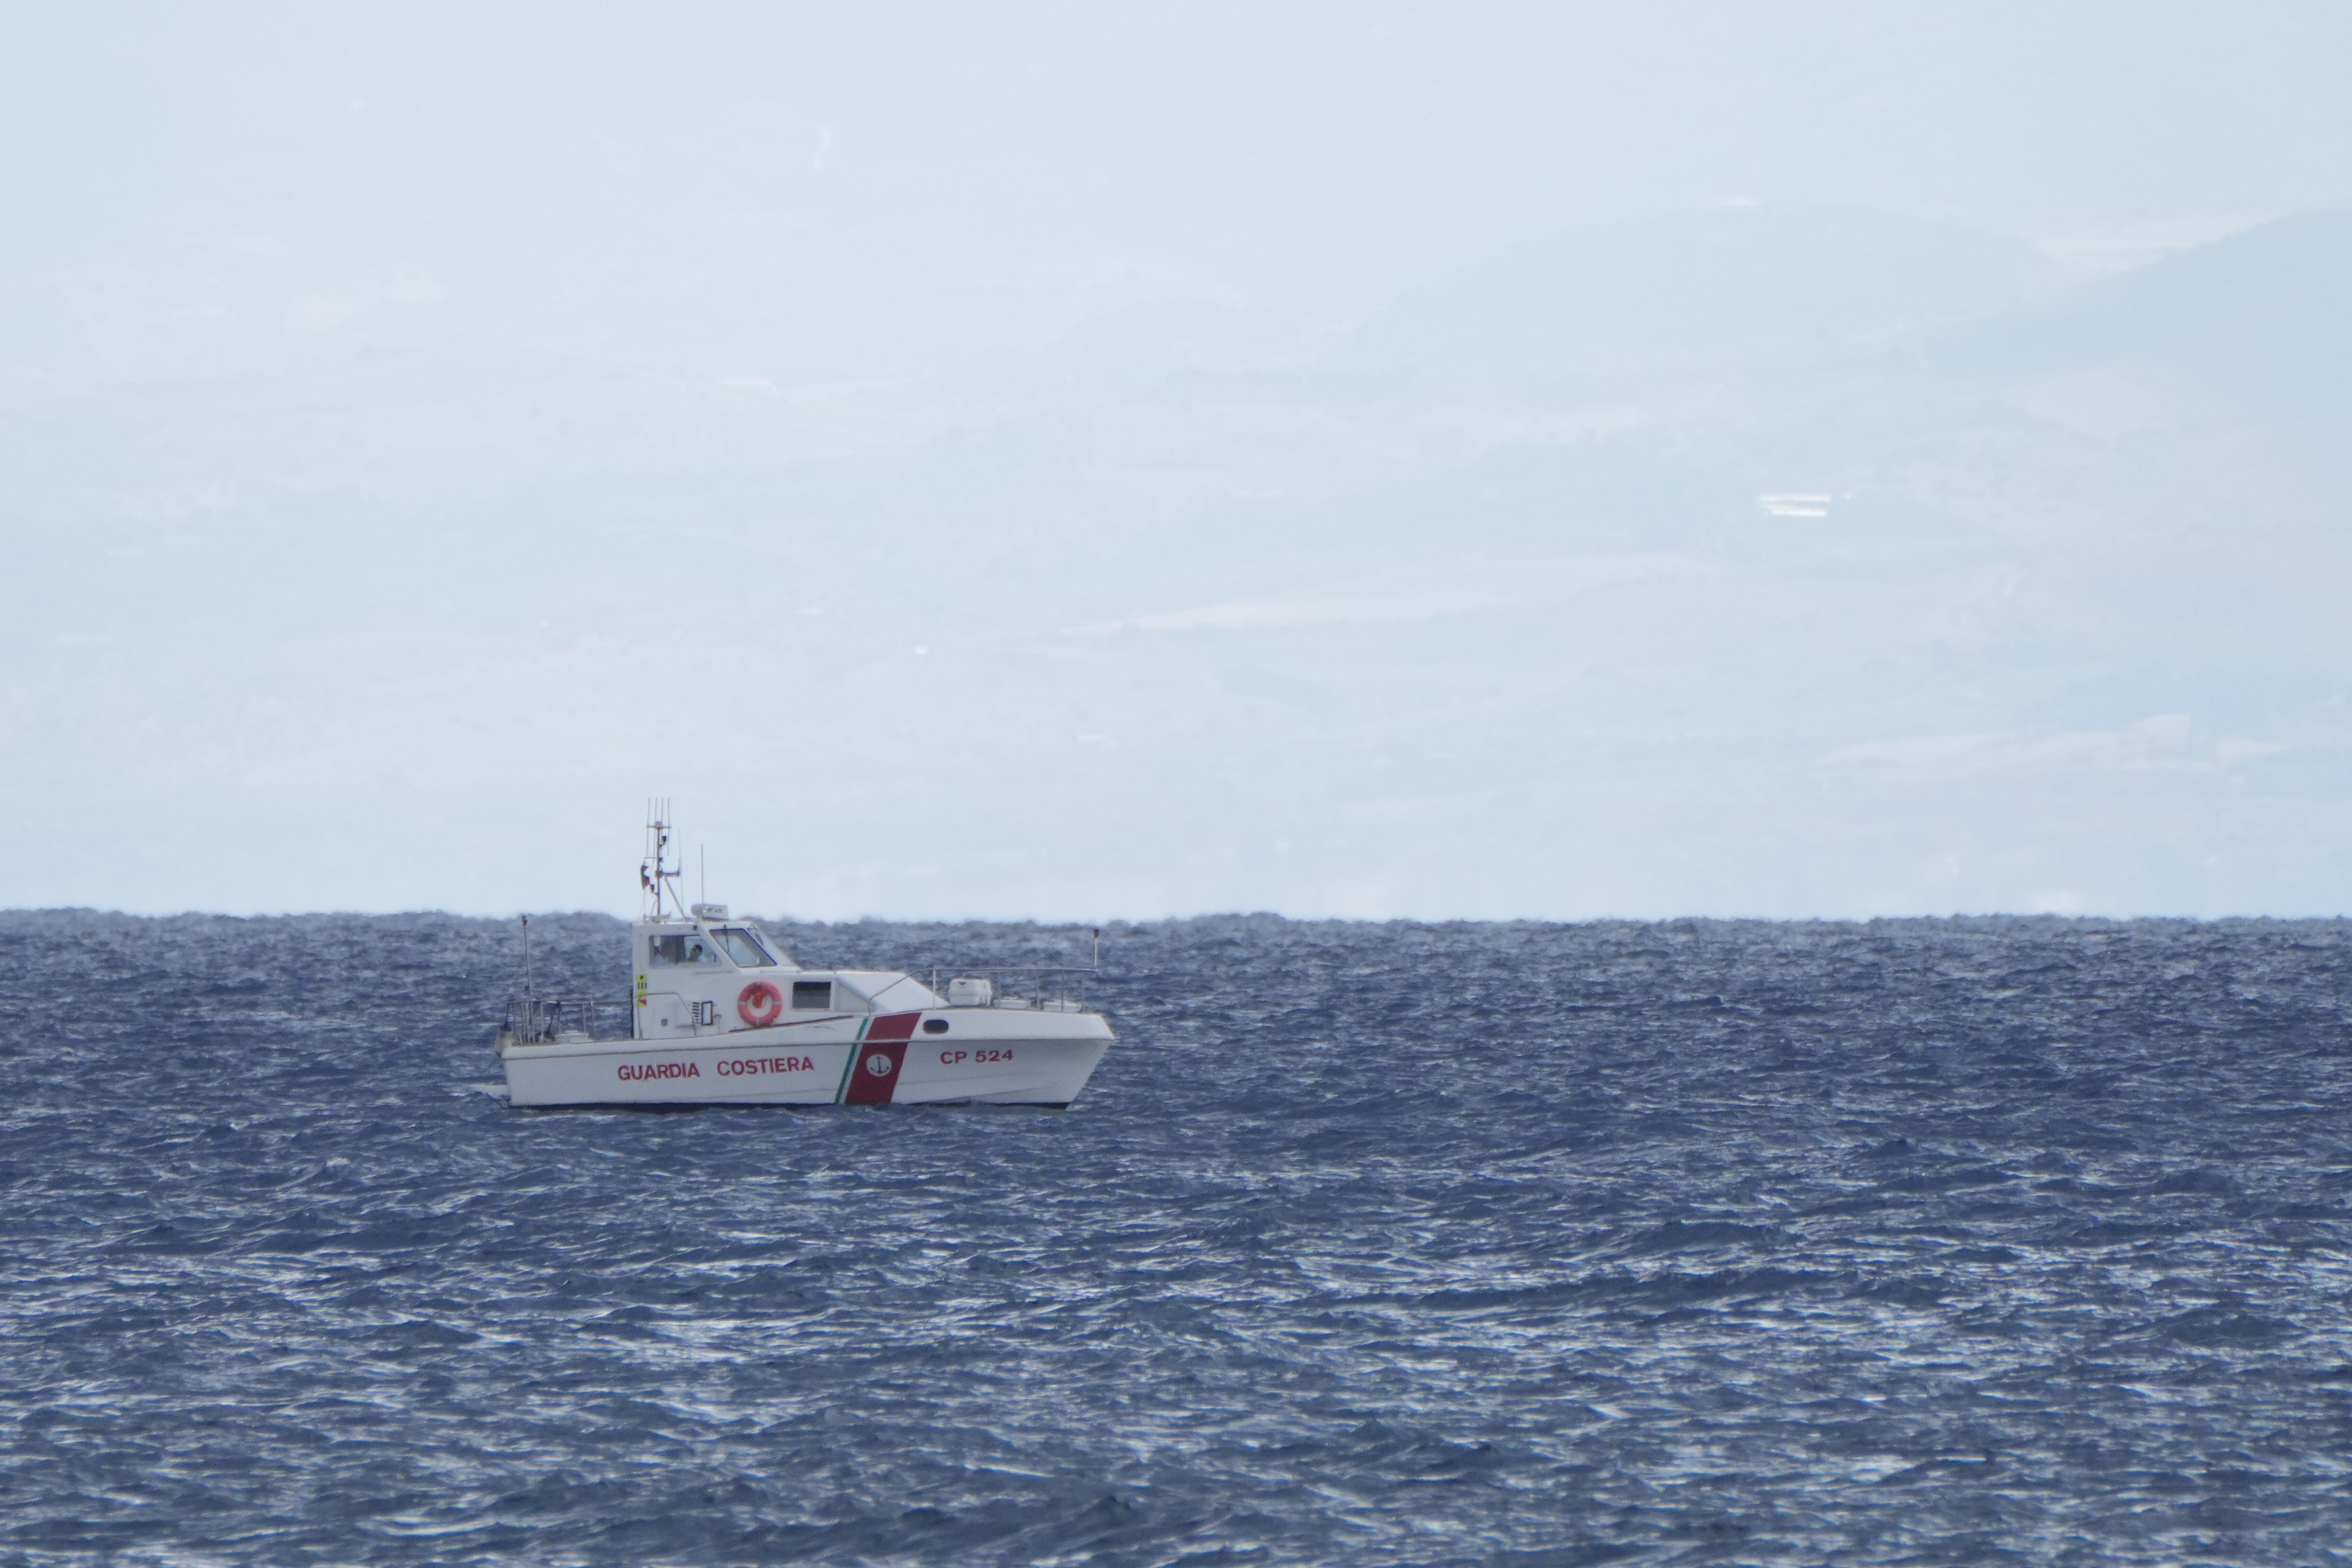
5,911,2352,1565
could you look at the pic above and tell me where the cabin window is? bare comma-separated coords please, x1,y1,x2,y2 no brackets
791,980,833,1010
648,933,721,966
714,928,776,967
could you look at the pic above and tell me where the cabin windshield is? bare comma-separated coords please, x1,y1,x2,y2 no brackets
714,927,776,967
648,932,721,966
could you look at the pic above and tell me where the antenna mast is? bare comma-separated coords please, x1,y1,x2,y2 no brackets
640,799,684,917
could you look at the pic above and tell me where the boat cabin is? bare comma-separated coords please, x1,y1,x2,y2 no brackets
633,903,942,1040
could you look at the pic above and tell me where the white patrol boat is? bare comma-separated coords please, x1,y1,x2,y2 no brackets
496,812,1115,1108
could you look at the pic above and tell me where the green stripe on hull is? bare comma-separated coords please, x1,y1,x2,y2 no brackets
833,1017,872,1103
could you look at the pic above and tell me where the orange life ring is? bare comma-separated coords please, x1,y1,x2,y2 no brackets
737,980,783,1027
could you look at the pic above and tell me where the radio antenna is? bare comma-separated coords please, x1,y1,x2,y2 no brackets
641,799,684,917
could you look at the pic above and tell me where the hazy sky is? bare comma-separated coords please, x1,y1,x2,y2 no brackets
4,3,2349,918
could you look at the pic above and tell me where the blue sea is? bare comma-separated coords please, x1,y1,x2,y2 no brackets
5,911,2351,1565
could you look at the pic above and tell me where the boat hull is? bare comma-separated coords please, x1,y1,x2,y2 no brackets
499,1008,1112,1108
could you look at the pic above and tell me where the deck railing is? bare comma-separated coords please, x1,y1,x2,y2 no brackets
504,994,633,1044
927,965,1099,1011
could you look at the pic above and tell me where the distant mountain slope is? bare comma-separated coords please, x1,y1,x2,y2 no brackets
1944,211,2352,415
1338,204,2064,384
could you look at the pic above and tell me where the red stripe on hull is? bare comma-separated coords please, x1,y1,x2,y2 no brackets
843,1011,922,1104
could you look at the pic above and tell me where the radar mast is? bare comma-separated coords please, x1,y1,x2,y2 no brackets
640,800,686,917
